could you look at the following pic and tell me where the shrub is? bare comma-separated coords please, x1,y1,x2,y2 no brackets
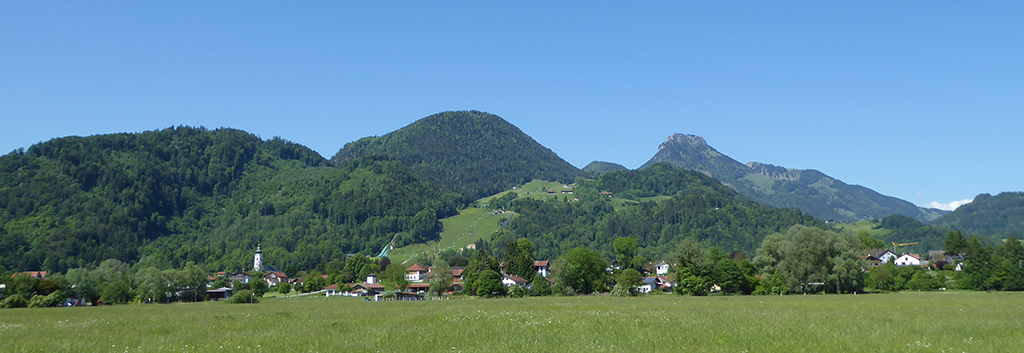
29,290,66,308
227,290,259,304
0,294,29,308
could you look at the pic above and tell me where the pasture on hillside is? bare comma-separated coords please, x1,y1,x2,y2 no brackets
1,292,1021,352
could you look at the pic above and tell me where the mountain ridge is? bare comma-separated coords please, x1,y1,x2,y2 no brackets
642,133,946,223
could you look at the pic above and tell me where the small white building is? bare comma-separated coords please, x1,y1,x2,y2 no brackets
501,274,529,288
894,254,922,267
534,260,550,277
655,262,670,275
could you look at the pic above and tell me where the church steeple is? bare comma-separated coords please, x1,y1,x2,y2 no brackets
254,243,263,272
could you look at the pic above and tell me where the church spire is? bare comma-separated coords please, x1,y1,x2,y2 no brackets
254,243,263,272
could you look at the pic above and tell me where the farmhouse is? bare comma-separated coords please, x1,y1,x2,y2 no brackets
502,274,530,288
406,263,428,282
264,271,289,287
534,260,550,277
864,249,898,266
229,272,253,284
11,271,47,279
895,254,922,267
655,261,670,275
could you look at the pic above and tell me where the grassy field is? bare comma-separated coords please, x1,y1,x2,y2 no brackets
836,220,892,237
1,292,1021,352
389,207,508,265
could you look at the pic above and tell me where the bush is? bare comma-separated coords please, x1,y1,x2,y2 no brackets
277,282,292,295
29,290,66,308
610,283,635,297
509,285,526,298
227,290,259,304
0,294,29,308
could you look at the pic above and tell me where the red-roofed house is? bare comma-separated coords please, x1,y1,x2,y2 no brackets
502,274,530,288
406,264,428,282
12,271,47,279
534,260,550,277
264,271,289,287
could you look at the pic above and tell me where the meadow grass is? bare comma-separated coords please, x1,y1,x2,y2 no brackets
836,220,892,237
389,207,507,264
1,291,1021,352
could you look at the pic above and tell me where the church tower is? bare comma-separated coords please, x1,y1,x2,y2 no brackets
253,244,263,272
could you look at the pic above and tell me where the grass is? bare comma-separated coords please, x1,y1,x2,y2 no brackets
836,220,892,237
389,207,508,264
0,292,1021,352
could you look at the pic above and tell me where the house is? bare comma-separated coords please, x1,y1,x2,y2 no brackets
560,189,573,194
229,272,253,284
895,254,922,267
407,283,431,293
534,260,550,277
406,264,428,282
864,249,898,266
264,271,289,287
394,292,425,301
655,262,671,275
207,287,233,300
638,277,660,294
600,192,613,197
501,274,530,288
324,284,340,296
11,271,47,279
450,267,465,281
350,282,386,296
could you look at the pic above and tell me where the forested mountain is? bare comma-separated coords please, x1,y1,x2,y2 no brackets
582,161,627,175
488,164,823,261
0,127,462,273
931,192,1024,239
641,133,946,223
332,111,583,200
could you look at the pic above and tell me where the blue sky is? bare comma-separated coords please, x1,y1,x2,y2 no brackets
2,2,1021,210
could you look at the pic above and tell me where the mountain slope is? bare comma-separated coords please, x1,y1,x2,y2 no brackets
0,127,462,272
332,110,583,200
931,192,1024,239
641,133,945,223
582,161,628,175
487,163,824,260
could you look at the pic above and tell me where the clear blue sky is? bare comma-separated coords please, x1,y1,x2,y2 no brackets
3,2,1021,210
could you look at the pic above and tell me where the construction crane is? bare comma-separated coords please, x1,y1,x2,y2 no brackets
892,241,918,254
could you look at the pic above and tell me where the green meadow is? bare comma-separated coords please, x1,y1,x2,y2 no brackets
1,292,1021,352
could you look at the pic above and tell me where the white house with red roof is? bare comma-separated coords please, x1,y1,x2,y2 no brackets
406,263,428,282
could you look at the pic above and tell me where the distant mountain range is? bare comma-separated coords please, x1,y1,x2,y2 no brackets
931,192,1024,239
641,133,947,223
4,110,1020,273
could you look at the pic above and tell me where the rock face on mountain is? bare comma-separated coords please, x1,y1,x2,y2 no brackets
582,161,628,175
333,111,583,200
642,133,945,222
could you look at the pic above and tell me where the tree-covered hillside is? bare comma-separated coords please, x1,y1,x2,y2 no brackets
582,161,627,175
931,192,1024,239
0,127,461,273
488,164,823,261
332,111,583,200
642,133,945,223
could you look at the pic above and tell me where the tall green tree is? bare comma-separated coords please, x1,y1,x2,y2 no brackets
753,225,865,294
552,246,608,294
427,258,453,297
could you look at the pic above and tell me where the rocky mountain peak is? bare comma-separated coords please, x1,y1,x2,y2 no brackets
660,134,708,150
